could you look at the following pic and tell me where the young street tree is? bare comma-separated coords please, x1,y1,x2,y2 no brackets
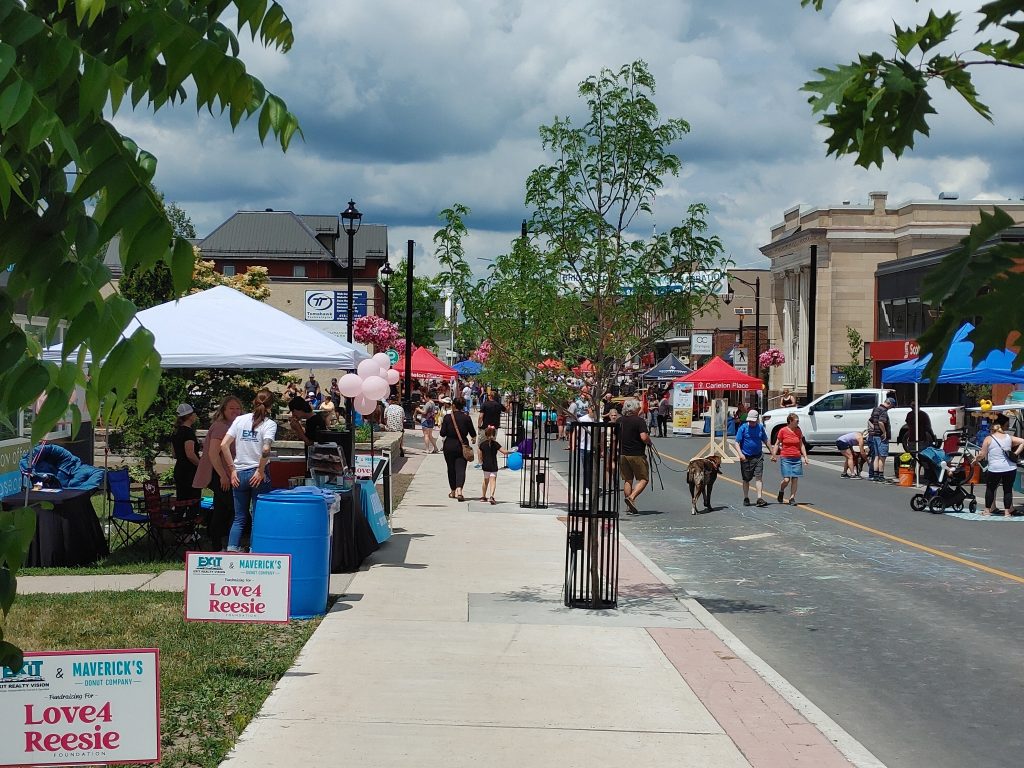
0,2,300,670
436,61,727,407
801,1,1024,380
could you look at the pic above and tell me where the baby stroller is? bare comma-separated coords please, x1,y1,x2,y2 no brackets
910,445,978,514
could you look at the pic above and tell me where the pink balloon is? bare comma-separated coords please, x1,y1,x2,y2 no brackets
362,375,389,401
339,373,363,398
372,352,391,371
354,395,377,416
385,368,400,386
357,359,380,379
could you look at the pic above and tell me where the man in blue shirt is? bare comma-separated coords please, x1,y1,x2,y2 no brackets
734,410,770,506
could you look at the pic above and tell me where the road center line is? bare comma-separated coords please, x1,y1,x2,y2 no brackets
657,451,1024,586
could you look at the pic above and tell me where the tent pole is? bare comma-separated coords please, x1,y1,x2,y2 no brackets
914,382,920,489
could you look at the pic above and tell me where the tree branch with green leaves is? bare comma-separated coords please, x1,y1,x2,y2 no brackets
0,0,301,673
801,1,1024,384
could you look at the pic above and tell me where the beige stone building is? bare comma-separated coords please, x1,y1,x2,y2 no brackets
761,192,1024,403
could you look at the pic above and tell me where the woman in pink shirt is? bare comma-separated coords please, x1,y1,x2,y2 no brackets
770,413,809,505
193,396,242,550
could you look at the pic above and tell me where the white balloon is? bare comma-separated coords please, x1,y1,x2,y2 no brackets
372,352,391,371
357,359,380,379
339,373,363,398
385,368,400,386
362,375,389,401
354,395,377,416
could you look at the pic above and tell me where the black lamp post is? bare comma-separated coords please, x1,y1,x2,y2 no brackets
402,239,415,428
341,199,362,342
722,274,761,379
379,259,394,321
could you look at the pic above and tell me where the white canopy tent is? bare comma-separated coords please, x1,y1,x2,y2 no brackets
43,285,370,369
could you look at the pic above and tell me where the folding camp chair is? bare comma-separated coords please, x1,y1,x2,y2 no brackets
139,479,201,559
106,468,150,549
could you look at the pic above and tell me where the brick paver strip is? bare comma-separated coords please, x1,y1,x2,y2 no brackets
615,544,855,766
649,627,854,766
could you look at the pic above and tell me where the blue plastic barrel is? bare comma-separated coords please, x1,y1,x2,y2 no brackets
252,490,330,619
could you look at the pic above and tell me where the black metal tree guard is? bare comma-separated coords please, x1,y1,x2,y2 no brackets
504,395,523,468
518,407,551,509
564,420,620,608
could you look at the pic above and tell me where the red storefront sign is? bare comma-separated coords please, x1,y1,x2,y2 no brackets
872,339,920,361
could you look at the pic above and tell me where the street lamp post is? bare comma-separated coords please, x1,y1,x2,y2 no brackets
723,274,761,379
403,239,415,429
379,259,394,321
341,200,362,343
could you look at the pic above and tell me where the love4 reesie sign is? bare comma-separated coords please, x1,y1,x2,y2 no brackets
0,649,160,766
184,551,291,623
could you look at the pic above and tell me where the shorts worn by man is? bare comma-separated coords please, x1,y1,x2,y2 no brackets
617,399,651,514
734,410,770,506
867,397,895,481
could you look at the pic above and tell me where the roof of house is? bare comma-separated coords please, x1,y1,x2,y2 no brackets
198,210,389,269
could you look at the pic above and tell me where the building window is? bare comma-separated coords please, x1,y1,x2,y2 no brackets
222,265,236,277
293,264,306,278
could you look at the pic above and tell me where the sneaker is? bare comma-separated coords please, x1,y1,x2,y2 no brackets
755,498,769,507
743,498,751,506
840,472,849,478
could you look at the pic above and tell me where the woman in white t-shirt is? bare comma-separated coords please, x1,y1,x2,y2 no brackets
220,389,278,551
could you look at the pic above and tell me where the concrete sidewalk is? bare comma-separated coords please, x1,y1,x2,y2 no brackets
221,454,883,768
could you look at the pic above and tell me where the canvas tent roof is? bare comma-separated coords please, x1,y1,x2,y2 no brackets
882,322,1024,384
674,356,764,390
396,346,457,378
643,353,693,380
42,286,370,369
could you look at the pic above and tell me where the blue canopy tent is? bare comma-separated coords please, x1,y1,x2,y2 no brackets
882,322,1024,487
643,353,693,381
881,323,1024,385
452,359,483,376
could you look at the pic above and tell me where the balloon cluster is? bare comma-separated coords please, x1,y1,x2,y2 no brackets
339,352,401,415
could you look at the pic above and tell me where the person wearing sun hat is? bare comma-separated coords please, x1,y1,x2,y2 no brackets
734,408,770,507
171,403,202,511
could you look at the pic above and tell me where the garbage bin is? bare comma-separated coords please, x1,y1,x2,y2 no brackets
252,489,331,619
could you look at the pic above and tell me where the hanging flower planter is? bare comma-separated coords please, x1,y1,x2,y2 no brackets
758,347,785,369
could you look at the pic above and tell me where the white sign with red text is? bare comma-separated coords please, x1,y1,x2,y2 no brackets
184,551,291,623
0,648,160,766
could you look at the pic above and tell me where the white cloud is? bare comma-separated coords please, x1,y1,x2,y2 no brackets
121,0,1020,275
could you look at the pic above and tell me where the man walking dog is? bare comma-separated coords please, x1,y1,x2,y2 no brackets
734,409,770,506
618,398,651,514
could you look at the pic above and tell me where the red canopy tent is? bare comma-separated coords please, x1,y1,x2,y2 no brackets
396,346,457,378
572,359,595,375
537,358,564,370
674,357,764,390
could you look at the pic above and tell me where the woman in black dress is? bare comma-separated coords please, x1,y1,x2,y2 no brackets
172,403,202,511
439,396,476,501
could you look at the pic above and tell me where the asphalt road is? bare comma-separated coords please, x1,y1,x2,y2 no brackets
547,433,1024,768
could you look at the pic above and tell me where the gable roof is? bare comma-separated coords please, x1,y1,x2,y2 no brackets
200,210,333,261
199,210,387,268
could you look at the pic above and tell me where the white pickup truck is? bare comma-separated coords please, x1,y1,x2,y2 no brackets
760,389,964,450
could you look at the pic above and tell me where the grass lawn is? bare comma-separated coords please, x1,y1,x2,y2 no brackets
7,591,324,767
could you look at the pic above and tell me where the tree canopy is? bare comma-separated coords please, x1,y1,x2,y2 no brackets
0,0,300,671
801,1,1024,381
436,62,727,404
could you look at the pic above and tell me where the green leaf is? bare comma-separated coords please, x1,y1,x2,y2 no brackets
135,356,162,414
0,78,34,132
169,237,194,295
0,42,15,82
0,329,27,371
0,568,14,615
893,11,958,56
0,507,37,572
8,361,51,410
0,641,23,676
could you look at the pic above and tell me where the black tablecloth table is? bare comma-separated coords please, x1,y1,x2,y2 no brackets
330,485,379,573
2,489,108,567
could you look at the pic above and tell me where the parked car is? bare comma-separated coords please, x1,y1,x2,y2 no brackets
760,389,964,450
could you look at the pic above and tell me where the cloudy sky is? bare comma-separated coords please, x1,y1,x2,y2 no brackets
119,0,1023,276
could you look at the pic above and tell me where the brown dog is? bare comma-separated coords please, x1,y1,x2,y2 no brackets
687,456,722,515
